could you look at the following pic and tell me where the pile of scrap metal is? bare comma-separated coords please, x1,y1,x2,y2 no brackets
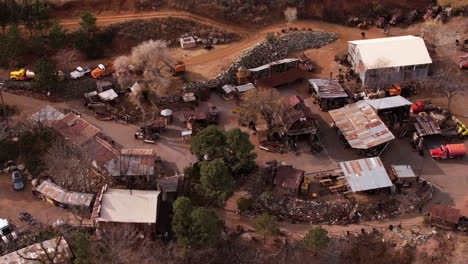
83,81,119,120
135,118,166,143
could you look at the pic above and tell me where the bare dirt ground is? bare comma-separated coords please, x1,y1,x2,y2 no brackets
0,173,74,227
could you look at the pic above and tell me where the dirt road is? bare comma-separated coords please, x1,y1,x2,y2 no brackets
58,10,254,36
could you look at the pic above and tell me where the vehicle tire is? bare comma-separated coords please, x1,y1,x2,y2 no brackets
11,77,17,81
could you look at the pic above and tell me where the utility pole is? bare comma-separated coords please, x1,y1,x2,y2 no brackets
0,81,8,127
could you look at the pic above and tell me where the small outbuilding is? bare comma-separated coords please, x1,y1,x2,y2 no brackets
180,36,197,49
53,113,101,146
429,204,461,230
308,79,348,111
0,237,73,264
388,165,417,185
33,180,94,209
274,165,305,195
339,157,393,193
366,95,412,125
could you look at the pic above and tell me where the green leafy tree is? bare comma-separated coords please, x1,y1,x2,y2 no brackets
184,165,200,182
189,207,224,248
20,0,50,36
32,57,58,93
72,233,91,264
304,226,329,252
199,159,235,202
0,1,10,32
79,11,97,37
172,197,194,247
190,125,226,160
225,128,256,175
48,22,66,49
172,197,223,248
254,213,279,244
0,24,25,67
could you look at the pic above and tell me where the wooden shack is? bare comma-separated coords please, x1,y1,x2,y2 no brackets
429,204,461,230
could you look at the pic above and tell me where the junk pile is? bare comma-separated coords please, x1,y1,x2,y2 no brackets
253,184,433,225
183,32,337,95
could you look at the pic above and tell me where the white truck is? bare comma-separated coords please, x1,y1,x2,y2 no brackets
70,66,91,79
1,218,17,243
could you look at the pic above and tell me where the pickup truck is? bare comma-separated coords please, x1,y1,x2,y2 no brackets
430,144,466,160
70,66,91,79
10,69,35,81
91,62,114,79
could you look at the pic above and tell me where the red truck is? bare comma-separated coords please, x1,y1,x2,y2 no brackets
430,144,466,160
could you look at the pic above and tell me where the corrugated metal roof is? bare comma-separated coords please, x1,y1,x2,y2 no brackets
348,35,432,69
274,166,305,190
339,157,393,192
366,95,412,110
157,175,181,193
36,180,94,207
308,79,348,98
256,68,303,88
83,137,119,165
414,116,441,136
430,204,461,224
248,58,299,72
98,89,118,101
98,189,160,223
236,83,255,93
105,149,158,177
222,84,235,93
329,101,395,149
30,105,65,122
53,113,101,146
0,237,72,264
391,165,416,178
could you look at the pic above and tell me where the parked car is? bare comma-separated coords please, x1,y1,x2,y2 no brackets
11,170,24,191
411,101,434,113
70,66,91,79
19,212,37,225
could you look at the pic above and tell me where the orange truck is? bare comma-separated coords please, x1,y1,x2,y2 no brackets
430,144,466,160
91,62,114,79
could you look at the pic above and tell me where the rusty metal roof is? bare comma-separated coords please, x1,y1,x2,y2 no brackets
53,113,101,146
308,79,348,98
430,204,461,224
329,101,395,149
105,149,158,177
339,157,393,192
414,116,441,136
274,165,305,190
0,237,72,264
282,95,304,109
256,68,304,88
83,137,119,166
36,180,94,207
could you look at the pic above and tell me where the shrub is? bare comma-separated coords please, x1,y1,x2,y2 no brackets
237,197,253,212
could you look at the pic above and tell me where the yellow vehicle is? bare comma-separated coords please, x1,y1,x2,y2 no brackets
454,117,468,138
10,69,35,81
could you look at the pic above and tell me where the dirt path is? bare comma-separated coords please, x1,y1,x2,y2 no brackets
58,10,254,36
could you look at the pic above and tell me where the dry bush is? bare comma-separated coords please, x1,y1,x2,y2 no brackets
438,0,468,9
242,88,282,128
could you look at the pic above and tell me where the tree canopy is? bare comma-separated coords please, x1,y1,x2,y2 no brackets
190,125,226,161
32,57,58,93
190,126,256,176
48,22,66,50
304,226,329,252
253,213,279,243
172,197,223,249
199,159,235,202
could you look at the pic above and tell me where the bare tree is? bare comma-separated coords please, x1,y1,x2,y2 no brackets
44,140,95,193
284,7,298,32
433,64,465,111
242,88,281,129
53,49,83,78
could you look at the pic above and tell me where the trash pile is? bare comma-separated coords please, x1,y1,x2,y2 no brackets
385,226,438,248
253,185,433,225
183,31,337,94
